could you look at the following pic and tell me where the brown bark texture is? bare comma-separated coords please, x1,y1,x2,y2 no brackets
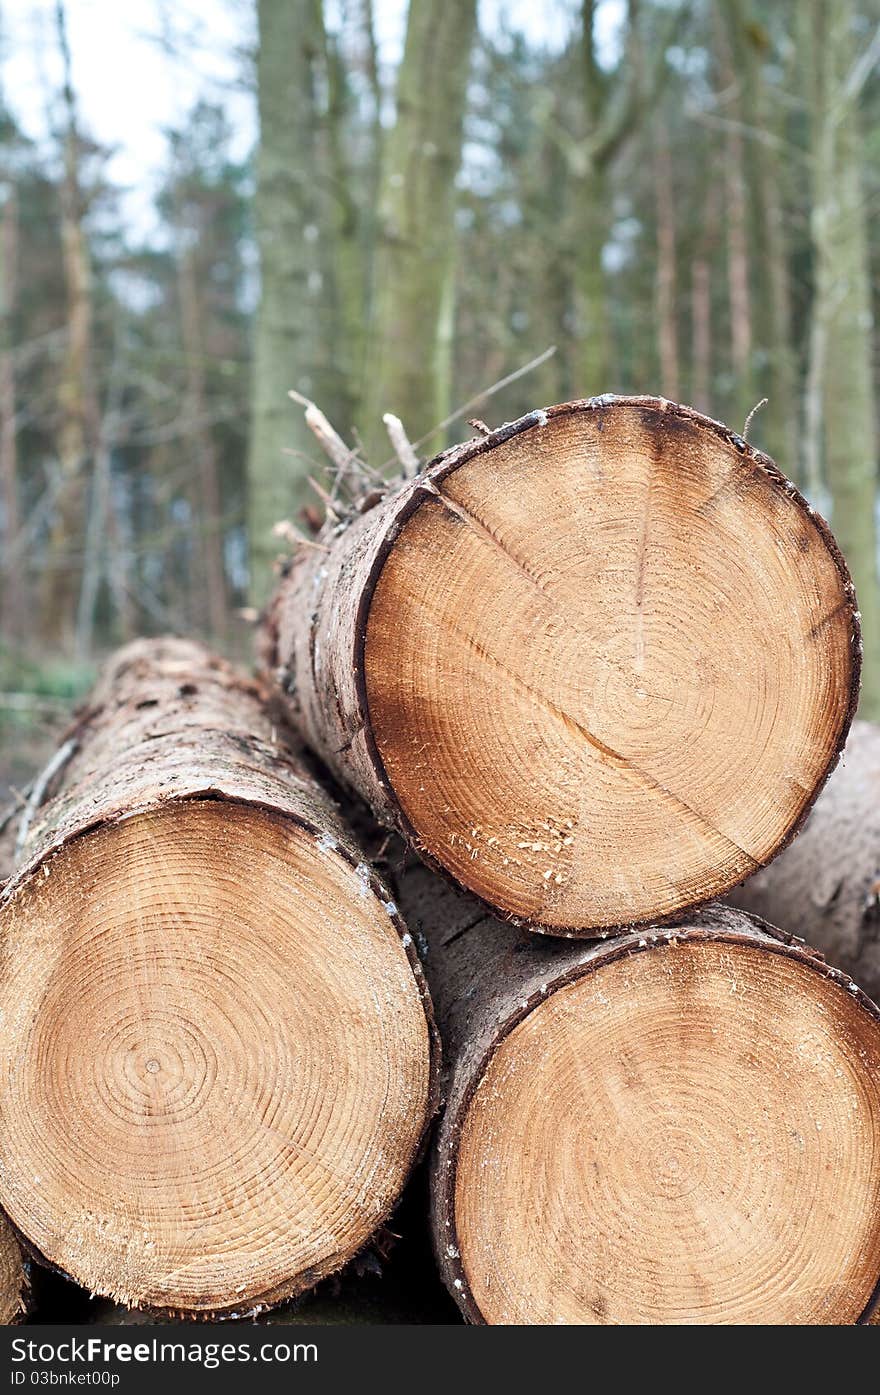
0,1217,28,1324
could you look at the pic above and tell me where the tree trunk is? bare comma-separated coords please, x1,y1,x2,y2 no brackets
722,0,797,472
572,162,612,393
260,396,858,934
724,120,753,428
248,0,335,605
41,0,99,645
729,719,880,1004
689,181,718,416
0,182,24,640
652,122,679,399
361,0,477,460
808,0,880,718
177,241,227,639
392,859,880,1324
0,638,437,1317
0,1219,27,1324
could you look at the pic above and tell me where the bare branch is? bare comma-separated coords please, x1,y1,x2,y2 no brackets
307,475,342,520
743,397,768,441
842,22,880,104
407,345,557,457
272,519,331,553
15,737,78,858
289,389,354,473
383,414,420,477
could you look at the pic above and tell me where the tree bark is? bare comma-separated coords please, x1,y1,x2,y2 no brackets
0,638,437,1317
248,0,337,605
41,0,100,645
652,121,679,400
729,719,880,1005
260,395,858,935
807,0,880,718
0,1218,27,1324
722,1,797,472
392,859,880,1324
177,241,227,639
361,0,477,459
0,182,24,640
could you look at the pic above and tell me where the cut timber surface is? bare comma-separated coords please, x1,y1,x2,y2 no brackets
0,1217,27,1323
730,719,880,1004
262,397,859,933
0,639,437,1317
394,861,880,1324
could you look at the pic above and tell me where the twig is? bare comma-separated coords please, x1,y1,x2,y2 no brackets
743,397,768,442
288,390,354,474
14,737,78,858
0,783,32,838
306,475,342,521
407,345,557,457
272,519,331,553
468,418,491,436
382,414,420,478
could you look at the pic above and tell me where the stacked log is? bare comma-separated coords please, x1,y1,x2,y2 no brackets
0,639,437,1316
261,396,858,934
730,719,880,1002
394,858,880,1325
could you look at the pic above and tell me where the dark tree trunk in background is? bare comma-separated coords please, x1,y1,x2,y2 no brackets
42,0,99,645
362,0,478,460
0,182,23,640
248,0,334,605
807,0,880,719
653,120,679,399
723,0,797,472
177,241,227,639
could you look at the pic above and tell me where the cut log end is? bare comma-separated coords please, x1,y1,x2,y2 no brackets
363,400,857,930
443,935,880,1325
0,797,432,1316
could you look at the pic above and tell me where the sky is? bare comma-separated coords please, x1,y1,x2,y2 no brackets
0,0,619,239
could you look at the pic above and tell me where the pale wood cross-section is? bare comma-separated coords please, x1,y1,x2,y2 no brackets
263,397,858,933
0,639,437,1316
393,862,880,1326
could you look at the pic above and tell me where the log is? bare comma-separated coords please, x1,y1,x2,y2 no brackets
0,639,438,1317
394,859,880,1324
0,1216,28,1323
261,396,859,935
729,718,880,1004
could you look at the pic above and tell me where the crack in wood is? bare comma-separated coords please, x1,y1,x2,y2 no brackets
452,626,760,878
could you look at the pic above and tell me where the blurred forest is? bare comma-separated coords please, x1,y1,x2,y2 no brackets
1,0,880,727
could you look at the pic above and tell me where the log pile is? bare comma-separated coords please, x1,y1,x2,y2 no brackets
2,396,879,1326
